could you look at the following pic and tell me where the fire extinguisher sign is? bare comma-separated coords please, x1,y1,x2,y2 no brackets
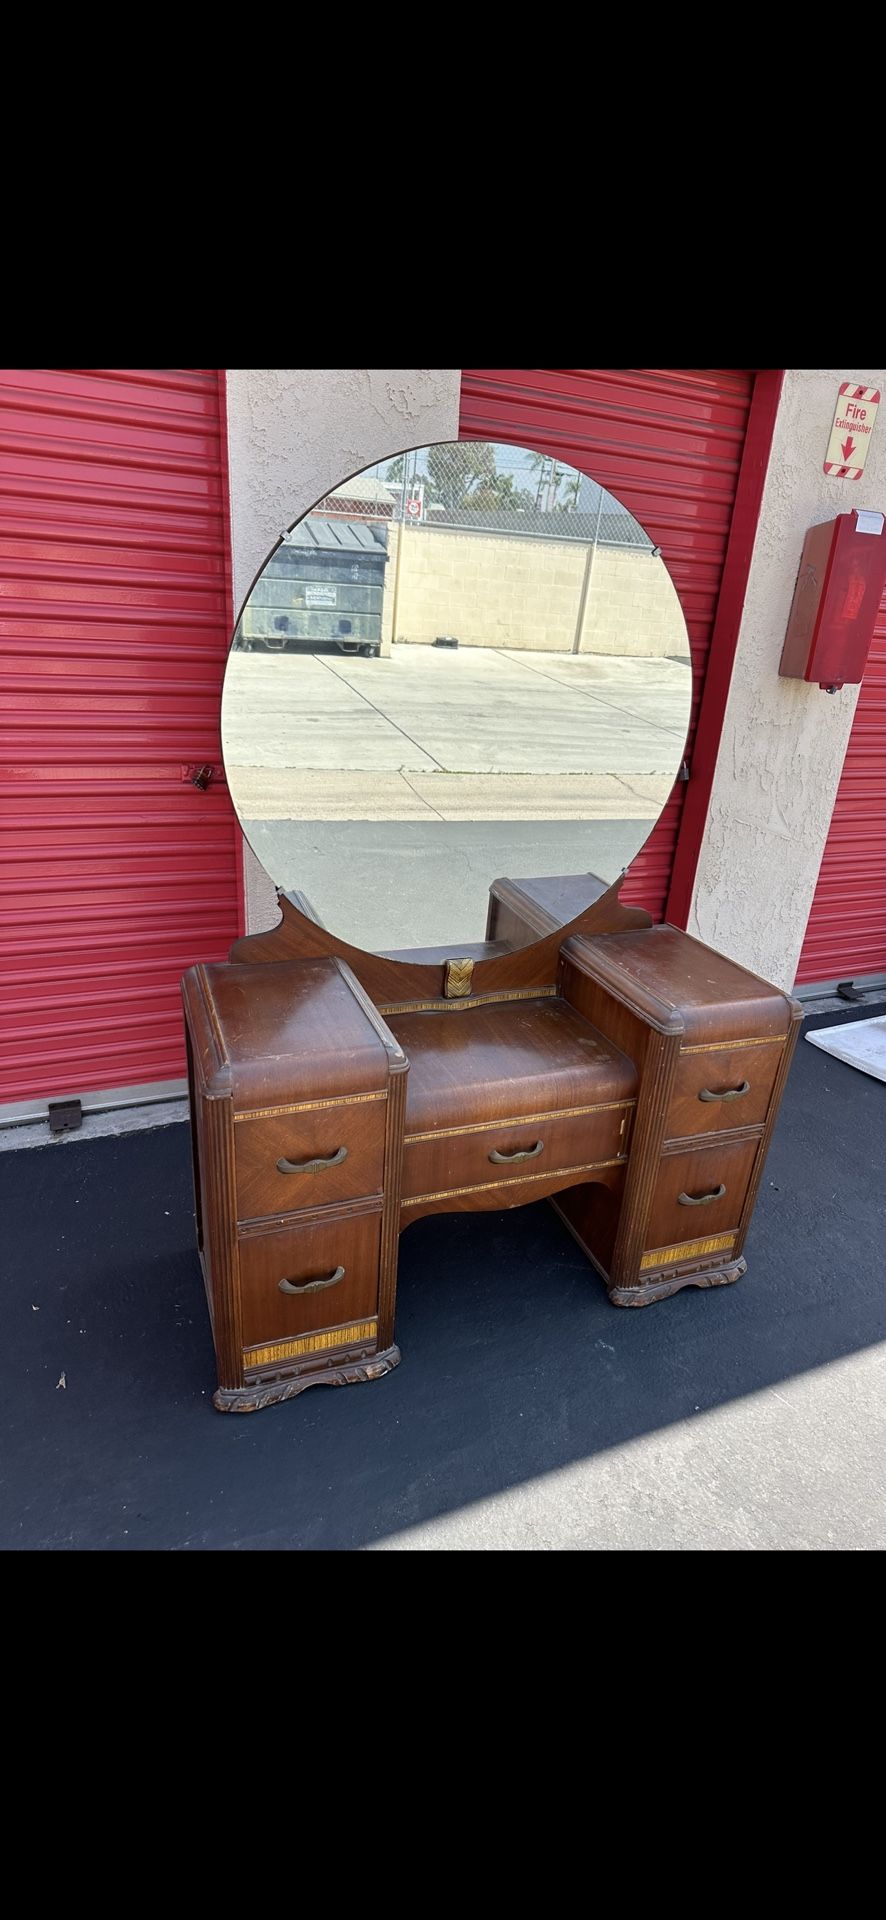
824,381,880,480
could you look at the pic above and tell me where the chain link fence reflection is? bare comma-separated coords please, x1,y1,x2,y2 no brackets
318,441,654,550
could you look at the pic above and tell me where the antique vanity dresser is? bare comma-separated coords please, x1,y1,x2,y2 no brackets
183,438,800,1414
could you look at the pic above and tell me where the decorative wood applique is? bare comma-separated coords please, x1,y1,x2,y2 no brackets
640,1233,736,1270
244,1320,379,1371
444,957,474,999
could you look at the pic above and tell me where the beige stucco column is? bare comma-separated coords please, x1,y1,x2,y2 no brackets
689,368,886,989
223,369,461,930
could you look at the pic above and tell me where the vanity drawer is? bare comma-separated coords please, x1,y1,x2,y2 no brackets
238,1207,381,1348
645,1135,760,1256
234,1097,386,1221
667,1040,785,1140
401,1101,632,1205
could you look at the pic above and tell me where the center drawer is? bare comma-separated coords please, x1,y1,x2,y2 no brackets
401,1101,633,1204
238,1206,381,1349
233,1095,386,1221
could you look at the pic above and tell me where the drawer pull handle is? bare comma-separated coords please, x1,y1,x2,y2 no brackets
276,1146,348,1174
278,1266,345,1295
698,1081,750,1103
678,1184,726,1207
489,1140,544,1165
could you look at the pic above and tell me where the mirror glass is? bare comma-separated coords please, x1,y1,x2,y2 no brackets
221,439,692,952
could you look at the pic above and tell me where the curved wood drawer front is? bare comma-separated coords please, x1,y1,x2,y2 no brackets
667,1040,785,1141
238,1209,381,1348
401,1102,632,1206
647,1136,760,1253
234,1098,386,1222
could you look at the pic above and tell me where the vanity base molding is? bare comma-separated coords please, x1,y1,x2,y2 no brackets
213,1345,401,1415
605,1260,747,1308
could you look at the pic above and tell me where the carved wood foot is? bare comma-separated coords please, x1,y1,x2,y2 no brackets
607,1258,746,1308
212,1345,401,1414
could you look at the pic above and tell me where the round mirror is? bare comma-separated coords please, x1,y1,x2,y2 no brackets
221,439,692,952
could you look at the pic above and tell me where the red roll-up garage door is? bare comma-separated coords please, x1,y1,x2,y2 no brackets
795,597,886,984
0,369,242,1114
459,368,755,921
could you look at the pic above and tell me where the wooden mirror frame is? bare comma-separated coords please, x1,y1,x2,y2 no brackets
230,877,653,1008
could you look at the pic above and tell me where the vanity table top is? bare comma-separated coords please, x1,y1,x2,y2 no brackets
571,925,799,1047
186,958,402,1108
389,996,638,1133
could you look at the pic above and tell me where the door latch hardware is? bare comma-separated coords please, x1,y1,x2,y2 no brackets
183,764,215,790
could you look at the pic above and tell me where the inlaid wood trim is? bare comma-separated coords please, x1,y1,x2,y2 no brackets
243,1319,378,1371
237,1194,383,1238
404,1098,636,1144
660,1121,764,1156
380,986,559,1016
640,1232,737,1271
401,1156,626,1208
681,1035,787,1055
233,1091,387,1123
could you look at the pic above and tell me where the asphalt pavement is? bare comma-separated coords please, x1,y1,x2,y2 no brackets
2,1002,884,1551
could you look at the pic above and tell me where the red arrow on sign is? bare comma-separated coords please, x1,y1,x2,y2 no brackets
842,436,856,461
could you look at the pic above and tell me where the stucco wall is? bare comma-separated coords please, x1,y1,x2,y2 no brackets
690,369,886,988
224,369,461,928
387,528,686,656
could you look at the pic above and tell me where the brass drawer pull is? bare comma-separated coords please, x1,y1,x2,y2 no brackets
276,1146,348,1174
678,1184,726,1207
698,1080,750,1103
278,1266,345,1295
489,1140,544,1165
